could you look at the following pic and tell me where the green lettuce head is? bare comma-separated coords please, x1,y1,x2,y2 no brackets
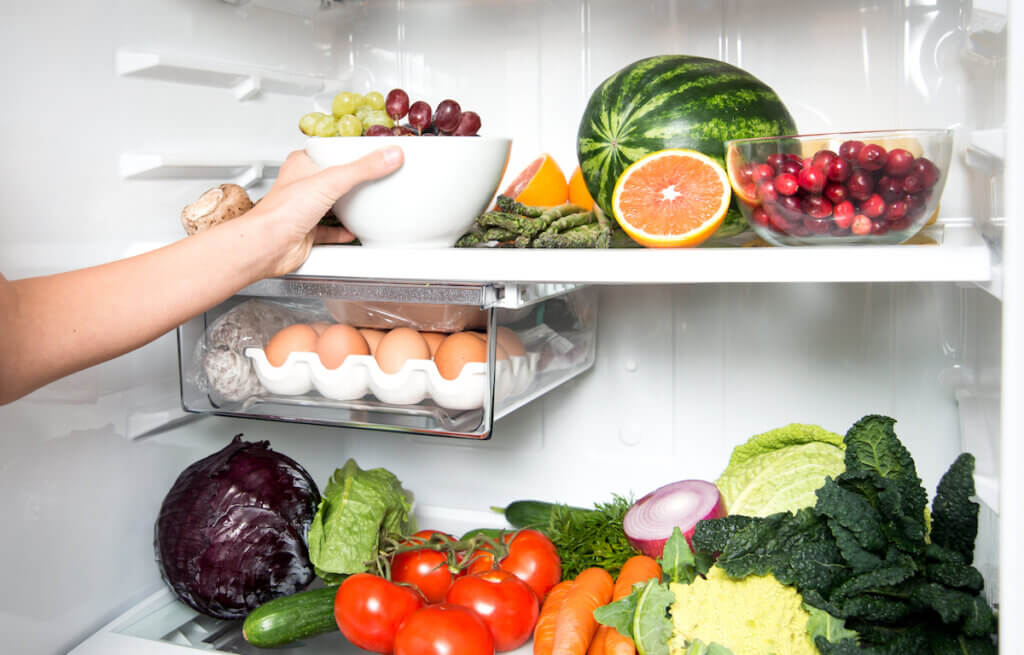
716,424,845,517
307,458,415,583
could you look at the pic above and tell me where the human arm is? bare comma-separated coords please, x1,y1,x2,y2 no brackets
0,146,403,405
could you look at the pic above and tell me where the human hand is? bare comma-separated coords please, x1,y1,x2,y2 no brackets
244,146,404,277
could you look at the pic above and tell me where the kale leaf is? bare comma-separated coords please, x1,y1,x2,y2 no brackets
842,415,929,536
930,452,980,564
691,515,755,554
713,508,847,597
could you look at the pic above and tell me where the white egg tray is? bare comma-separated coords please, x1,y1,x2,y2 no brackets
244,348,539,410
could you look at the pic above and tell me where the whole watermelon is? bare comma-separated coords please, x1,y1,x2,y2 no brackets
577,55,798,238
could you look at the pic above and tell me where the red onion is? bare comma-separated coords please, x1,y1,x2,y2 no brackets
623,480,727,558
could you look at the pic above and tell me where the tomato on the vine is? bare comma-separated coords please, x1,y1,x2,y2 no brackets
333,573,425,654
466,529,561,601
394,604,495,655
446,569,539,652
391,529,463,603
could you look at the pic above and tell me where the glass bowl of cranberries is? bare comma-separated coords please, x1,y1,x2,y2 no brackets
725,129,952,246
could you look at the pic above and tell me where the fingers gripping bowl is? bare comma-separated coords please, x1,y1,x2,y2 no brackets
726,129,952,246
305,136,512,248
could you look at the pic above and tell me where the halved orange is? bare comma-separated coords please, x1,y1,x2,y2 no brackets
611,149,731,248
725,143,759,206
501,153,569,207
568,165,595,211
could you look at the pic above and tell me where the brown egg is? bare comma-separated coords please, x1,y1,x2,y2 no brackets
265,324,319,367
468,331,510,360
375,327,431,374
435,331,489,380
496,327,526,357
310,321,332,335
316,324,370,369
421,332,446,358
359,328,386,355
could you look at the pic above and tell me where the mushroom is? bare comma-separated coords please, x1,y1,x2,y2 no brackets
181,183,254,235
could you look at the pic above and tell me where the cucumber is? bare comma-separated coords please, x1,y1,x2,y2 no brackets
242,585,338,648
460,527,508,541
500,500,591,529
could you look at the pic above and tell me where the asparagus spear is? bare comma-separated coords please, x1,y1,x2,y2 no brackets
544,211,595,234
495,195,544,217
533,223,606,248
483,227,520,241
455,231,485,247
478,212,547,237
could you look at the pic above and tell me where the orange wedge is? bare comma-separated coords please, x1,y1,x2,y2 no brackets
611,149,731,248
568,165,595,211
501,153,569,207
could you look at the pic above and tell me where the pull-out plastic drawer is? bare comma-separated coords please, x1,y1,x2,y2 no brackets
177,278,597,438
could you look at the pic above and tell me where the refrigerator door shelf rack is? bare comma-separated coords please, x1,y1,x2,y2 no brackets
116,50,327,100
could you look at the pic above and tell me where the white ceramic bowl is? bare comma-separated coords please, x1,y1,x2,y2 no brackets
305,136,512,248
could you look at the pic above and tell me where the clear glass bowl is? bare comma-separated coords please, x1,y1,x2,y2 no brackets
725,129,953,246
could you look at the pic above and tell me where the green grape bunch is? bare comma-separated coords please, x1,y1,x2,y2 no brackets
298,88,482,138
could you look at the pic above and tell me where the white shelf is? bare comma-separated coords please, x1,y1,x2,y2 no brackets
120,154,283,188
292,223,994,285
116,50,326,100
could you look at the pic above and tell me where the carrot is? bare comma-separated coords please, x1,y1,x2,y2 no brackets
534,579,574,655
551,567,615,655
604,555,663,655
587,626,610,655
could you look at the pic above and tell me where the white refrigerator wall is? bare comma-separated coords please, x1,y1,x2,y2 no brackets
0,1,1007,653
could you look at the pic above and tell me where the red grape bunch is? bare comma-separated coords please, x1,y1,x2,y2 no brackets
382,88,482,137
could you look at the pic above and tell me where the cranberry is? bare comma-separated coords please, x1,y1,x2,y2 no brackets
803,195,833,219
839,140,865,161
824,183,848,205
885,148,915,176
812,149,839,171
861,193,886,218
752,206,772,227
826,157,852,182
903,174,925,194
871,220,890,235
774,173,799,196
797,166,826,194
877,176,905,203
847,170,875,200
752,163,775,184
833,201,855,230
911,158,940,188
804,216,831,234
779,160,803,176
851,214,873,235
766,205,794,232
889,217,912,231
765,153,788,171
778,194,803,218
737,162,756,184
785,152,803,163
884,200,908,221
757,179,779,204
857,143,889,171
905,191,929,210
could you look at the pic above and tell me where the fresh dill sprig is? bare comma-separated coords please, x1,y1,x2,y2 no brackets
543,494,639,579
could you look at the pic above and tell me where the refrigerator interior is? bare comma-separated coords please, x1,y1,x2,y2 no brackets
0,0,1014,652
